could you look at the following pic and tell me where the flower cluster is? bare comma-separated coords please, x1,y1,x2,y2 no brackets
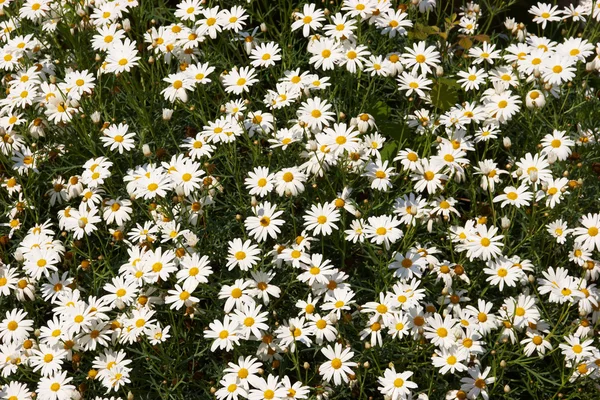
1,0,600,400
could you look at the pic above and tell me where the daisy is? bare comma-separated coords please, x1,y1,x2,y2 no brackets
224,66,258,94
432,346,469,374
397,72,432,98
297,97,336,131
460,366,495,400
233,303,269,340
37,371,75,400
463,224,504,261
424,313,459,349
175,0,202,21
204,315,241,352
165,284,199,310
307,313,337,344
363,160,395,191
377,9,413,38
308,38,344,71
220,5,248,32
219,279,255,312
186,63,215,85
102,198,133,225
342,0,377,18
245,201,285,242
274,167,306,197
541,130,574,161
248,375,288,400
542,177,569,209
321,288,356,318
297,254,336,286
573,213,600,252
484,259,519,291
249,270,281,304
389,251,427,281
275,317,312,350
457,66,488,91
546,219,572,244
161,73,195,102
363,215,403,249
484,90,521,124
529,2,561,29
30,344,67,376
340,44,370,73
469,42,501,65
196,6,223,39
493,184,532,208
105,38,140,74
402,42,440,75
521,331,552,357
377,367,418,400
541,55,576,85
291,3,325,37
411,159,447,194
176,253,213,287
323,12,357,40
227,238,261,271
319,343,357,386
514,153,552,186
100,123,136,154
321,122,361,155
559,334,594,362
250,42,281,68
303,203,341,236
525,88,544,108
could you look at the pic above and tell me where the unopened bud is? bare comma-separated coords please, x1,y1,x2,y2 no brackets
501,216,511,230
529,170,538,183
142,144,152,157
547,152,557,164
123,19,131,32
503,137,511,149
162,108,173,121
260,23,267,32
515,168,523,177
90,111,101,124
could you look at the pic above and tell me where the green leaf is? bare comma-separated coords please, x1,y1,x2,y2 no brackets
431,79,460,111
379,120,406,141
379,141,397,162
366,100,390,121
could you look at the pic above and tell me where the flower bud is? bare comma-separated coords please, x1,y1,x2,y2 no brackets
503,137,511,149
123,19,131,32
515,167,523,177
529,170,538,183
90,111,101,124
142,144,152,157
162,108,173,121
501,216,511,230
